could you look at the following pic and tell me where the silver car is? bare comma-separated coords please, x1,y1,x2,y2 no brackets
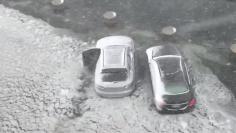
146,45,196,112
88,36,135,98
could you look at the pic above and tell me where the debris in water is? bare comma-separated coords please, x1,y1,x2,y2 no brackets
160,26,177,42
161,26,177,36
226,62,231,66
51,0,64,6
51,0,66,14
103,11,117,27
230,44,236,53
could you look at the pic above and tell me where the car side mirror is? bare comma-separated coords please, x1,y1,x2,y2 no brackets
82,48,101,72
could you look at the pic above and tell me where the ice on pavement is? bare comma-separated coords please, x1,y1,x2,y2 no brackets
0,4,236,133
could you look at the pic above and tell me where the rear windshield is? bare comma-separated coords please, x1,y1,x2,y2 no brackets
163,92,192,104
162,71,189,94
101,70,128,82
103,46,126,67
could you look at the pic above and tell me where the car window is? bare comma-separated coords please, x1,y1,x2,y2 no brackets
157,58,189,94
163,91,192,103
101,70,128,82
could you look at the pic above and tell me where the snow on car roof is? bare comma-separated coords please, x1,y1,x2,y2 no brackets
102,46,127,69
152,45,181,58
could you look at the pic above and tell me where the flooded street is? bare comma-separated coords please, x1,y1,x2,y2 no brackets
0,0,236,133
1,0,236,92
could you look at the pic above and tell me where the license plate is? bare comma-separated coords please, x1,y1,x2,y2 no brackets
172,104,181,108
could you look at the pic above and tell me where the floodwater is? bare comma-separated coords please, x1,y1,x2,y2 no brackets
1,0,236,96
0,0,236,132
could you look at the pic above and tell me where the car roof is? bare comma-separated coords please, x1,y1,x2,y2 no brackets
152,45,181,58
102,45,127,69
156,57,189,94
156,56,181,75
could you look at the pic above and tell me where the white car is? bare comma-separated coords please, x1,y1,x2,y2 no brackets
146,45,196,112
83,36,135,98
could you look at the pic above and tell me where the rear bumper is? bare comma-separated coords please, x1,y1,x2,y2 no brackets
95,84,135,98
164,104,189,111
155,101,193,112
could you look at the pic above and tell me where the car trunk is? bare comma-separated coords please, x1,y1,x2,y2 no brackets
163,92,192,104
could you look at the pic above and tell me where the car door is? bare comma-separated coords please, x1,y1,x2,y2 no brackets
149,60,158,93
183,59,194,87
82,48,100,72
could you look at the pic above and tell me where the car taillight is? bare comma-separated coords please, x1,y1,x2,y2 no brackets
158,101,165,107
188,98,196,107
155,97,166,107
